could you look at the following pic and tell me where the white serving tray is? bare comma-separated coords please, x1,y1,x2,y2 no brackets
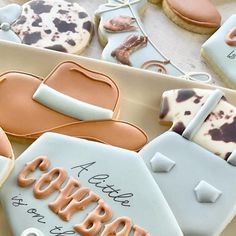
0,41,235,235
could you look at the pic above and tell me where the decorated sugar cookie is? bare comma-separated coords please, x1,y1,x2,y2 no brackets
140,131,236,236
0,0,93,54
0,61,148,151
159,88,236,160
0,128,14,188
0,132,183,235
140,89,236,235
151,0,221,34
95,0,212,83
202,15,236,89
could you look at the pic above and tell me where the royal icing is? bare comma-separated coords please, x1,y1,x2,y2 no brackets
159,88,236,160
202,15,236,88
0,4,22,43
0,0,93,54
0,128,14,188
96,0,212,83
0,61,148,151
0,132,183,235
140,131,236,235
162,0,221,30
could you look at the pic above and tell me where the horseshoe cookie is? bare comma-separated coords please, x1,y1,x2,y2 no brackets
95,0,212,83
151,0,221,34
0,61,148,151
0,0,93,54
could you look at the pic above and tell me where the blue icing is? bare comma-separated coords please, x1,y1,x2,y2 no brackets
150,152,176,173
0,4,22,25
140,131,236,235
202,15,236,85
0,4,22,43
0,133,183,236
96,0,212,82
0,30,21,43
194,180,222,203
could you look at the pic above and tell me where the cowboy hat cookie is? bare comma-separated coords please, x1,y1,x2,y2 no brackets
150,0,221,34
0,132,183,236
159,88,236,160
0,0,93,54
140,89,236,235
95,0,212,82
202,15,236,89
0,61,148,151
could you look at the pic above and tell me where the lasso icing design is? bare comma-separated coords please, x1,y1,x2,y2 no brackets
96,0,212,83
0,4,22,43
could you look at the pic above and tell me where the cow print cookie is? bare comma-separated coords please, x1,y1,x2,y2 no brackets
159,88,236,161
0,0,93,54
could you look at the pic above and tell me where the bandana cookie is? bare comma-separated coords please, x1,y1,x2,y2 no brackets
0,0,93,54
0,132,183,235
202,15,236,89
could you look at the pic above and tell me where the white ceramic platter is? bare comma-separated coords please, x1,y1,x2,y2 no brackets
0,41,235,235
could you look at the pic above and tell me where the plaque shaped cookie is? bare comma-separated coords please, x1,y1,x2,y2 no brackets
0,132,183,236
0,61,148,151
0,0,93,54
95,0,212,82
140,131,236,235
202,15,236,89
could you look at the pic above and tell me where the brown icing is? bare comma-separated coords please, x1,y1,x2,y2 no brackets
74,199,112,235
159,97,170,119
101,217,132,235
159,88,236,160
141,60,170,74
0,61,148,151
18,156,150,235
111,35,148,66
45,61,119,110
166,0,221,28
49,177,100,221
176,89,196,103
225,27,236,46
171,121,186,135
133,225,150,236
0,127,13,158
33,167,67,199
208,117,236,143
17,156,50,187
24,120,148,152
104,16,137,32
